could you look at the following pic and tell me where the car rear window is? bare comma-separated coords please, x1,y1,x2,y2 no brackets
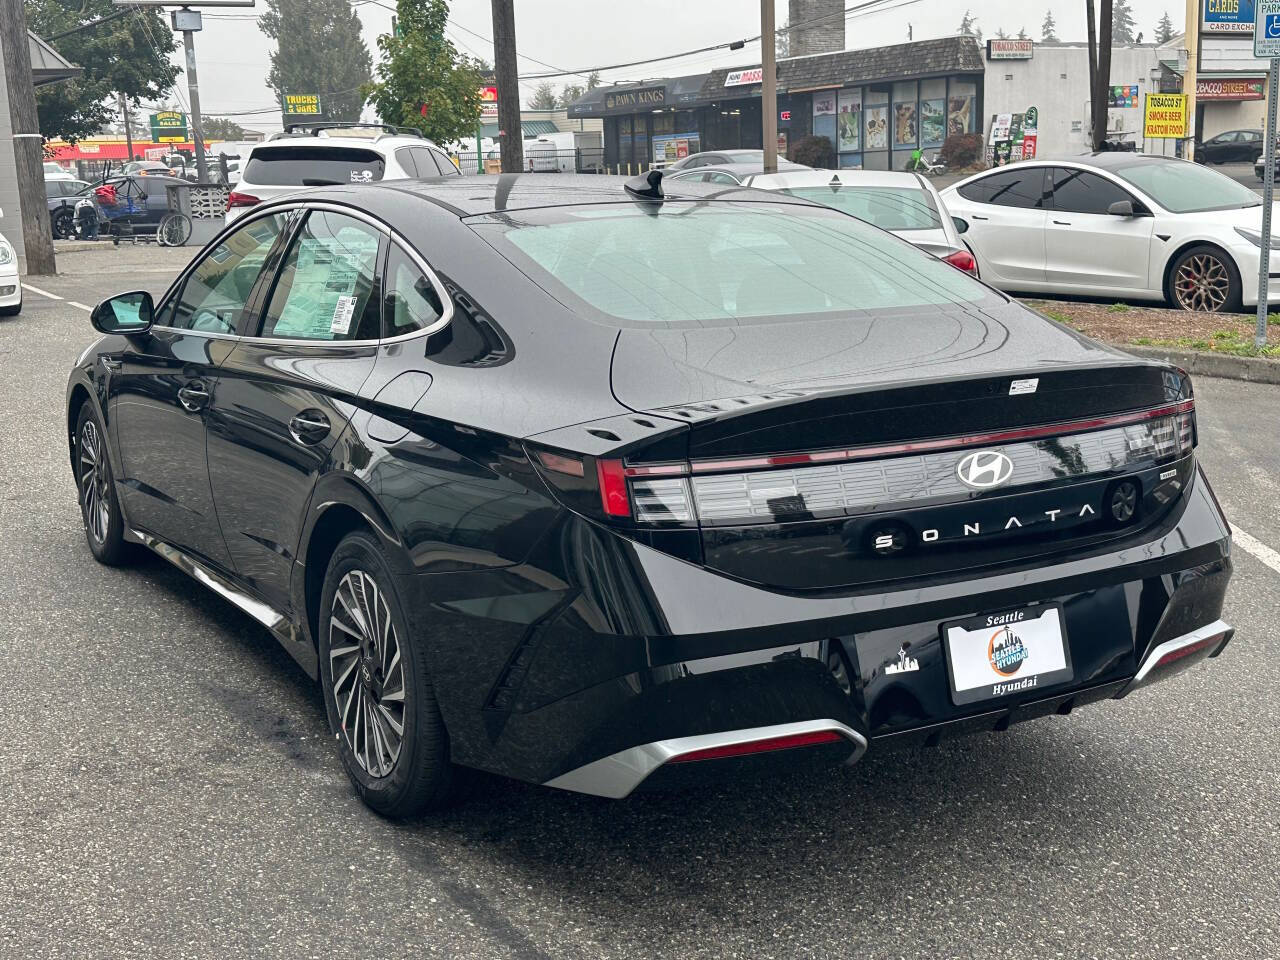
471,202,986,325
780,185,942,231
242,145,385,186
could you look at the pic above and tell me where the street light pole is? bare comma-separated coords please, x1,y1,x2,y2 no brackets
761,0,778,173
176,9,209,182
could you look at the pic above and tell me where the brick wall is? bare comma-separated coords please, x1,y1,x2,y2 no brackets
788,0,846,58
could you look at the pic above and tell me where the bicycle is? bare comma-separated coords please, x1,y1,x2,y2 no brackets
908,148,947,176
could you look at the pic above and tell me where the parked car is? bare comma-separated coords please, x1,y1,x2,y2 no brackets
1195,129,1263,165
45,178,92,239
662,160,809,184
942,153,1276,311
44,161,74,181
69,173,1233,816
227,124,458,223
1251,143,1280,180
82,174,191,242
665,148,789,171
0,224,19,316
675,166,976,274
524,131,605,173
121,160,176,177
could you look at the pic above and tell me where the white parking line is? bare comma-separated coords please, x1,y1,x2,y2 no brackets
1232,526,1280,576
67,301,91,312
21,282,62,300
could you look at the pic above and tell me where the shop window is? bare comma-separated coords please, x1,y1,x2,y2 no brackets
948,80,976,138
836,88,861,153
864,91,889,153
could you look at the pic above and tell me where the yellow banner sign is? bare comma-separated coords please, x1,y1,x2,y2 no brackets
1143,93,1189,139
283,93,322,115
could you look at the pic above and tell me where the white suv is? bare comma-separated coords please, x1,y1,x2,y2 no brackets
226,125,460,222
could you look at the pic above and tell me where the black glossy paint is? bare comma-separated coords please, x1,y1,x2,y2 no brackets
66,176,1234,794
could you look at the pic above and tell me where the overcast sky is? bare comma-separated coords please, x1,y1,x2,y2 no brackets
180,0,1190,133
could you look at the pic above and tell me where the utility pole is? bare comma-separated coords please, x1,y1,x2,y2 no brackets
1183,0,1199,159
174,8,209,181
490,0,523,174
1086,0,1099,147
761,0,778,172
0,0,56,274
1095,0,1114,150
119,93,134,160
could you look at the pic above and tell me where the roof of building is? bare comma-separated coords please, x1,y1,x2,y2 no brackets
479,119,559,140
565,74,713,119
29,31,80,86
696,36,985,101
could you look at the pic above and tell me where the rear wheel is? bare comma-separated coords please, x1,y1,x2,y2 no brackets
74,403,131,565
1169,245,1242,313
51,207,75,240
318,530,455,817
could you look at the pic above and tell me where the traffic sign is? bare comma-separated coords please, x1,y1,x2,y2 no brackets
1255,0,1280,56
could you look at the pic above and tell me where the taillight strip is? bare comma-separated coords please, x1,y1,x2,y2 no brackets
623,400,1194,478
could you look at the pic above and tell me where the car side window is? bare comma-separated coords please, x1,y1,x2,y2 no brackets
383,244,445,338
168,212,290,334
956,168,1047,208
259,210,383,341
395,147,420,177
430,149,460,176
1049,167,1136,215
409,147,442,177
705,172,739,184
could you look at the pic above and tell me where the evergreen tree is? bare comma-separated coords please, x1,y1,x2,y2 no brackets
1112,0,1137,44
995,27,1009,39
527,82,558,110
1017,26,1029,39
261,0,372,123
1155,10,1175,43
958,10,978,35
201,117,250,140
586,71,602,90
365,0,484,144
1041,10,1059,42
24,0,180,144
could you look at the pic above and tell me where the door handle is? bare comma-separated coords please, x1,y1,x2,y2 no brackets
1052,220,1071,226
177,382,210,412
970,214,989,221
289,411,331,445
100,357,122,371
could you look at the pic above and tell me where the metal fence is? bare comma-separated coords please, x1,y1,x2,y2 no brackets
451,147,614,175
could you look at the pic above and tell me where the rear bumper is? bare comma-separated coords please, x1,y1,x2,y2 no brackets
401,466,1233,797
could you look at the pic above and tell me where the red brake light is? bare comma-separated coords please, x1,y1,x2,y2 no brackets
668,729,845,763
595,458,631,517
943,249,978,276
227,191,260,210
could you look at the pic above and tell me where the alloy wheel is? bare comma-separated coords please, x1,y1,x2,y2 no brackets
78,420,110,545
329,569,406,778
1173,254,1230,312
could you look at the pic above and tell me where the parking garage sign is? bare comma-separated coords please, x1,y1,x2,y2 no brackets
1256,0,1280,56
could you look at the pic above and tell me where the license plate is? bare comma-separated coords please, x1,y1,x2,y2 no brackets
941,603,1073,705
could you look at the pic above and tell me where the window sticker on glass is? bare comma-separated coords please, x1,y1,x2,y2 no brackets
350,169,374,183
330,295,358,335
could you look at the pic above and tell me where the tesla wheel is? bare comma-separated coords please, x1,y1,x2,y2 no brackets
51,208,75,240
74,403,130,566
318,530,455,817
1169,245,1242,313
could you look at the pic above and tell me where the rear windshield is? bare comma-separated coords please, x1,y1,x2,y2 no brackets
243,145,385,186
780,185,942,231
471,202,985,325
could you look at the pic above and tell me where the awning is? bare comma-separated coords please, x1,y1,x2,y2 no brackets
480,119,559,139
29,31,80,86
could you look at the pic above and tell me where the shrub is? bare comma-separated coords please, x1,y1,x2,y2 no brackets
791,135,836,169
940,133,983,169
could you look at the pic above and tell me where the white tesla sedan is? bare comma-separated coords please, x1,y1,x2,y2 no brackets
942,153,1275,312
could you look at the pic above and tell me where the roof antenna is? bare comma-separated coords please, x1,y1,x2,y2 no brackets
624,169,664,201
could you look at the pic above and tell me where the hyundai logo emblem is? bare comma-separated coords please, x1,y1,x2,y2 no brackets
955,450,1014,490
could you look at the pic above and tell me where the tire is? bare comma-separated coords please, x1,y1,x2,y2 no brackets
318,530,455,817
0,297,19,317
73,402,131,566
51,208,75,240
156,213,191,247
1168,245,1243,313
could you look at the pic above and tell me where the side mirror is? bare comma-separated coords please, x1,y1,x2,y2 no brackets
90,291,154,335
1107,200,1135,217
951,216,969,235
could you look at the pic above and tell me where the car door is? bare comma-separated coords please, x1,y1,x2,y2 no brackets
109,211,291,571
1043,166,1154,293
946,166,1049,286
1239,130,1262,161
204,206,384,614
1208,132,1236,163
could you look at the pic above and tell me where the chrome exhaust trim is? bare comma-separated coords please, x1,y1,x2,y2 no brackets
543,718,867,799
1115,619,1233,699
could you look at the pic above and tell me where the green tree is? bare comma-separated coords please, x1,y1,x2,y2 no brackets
261,0,372,123
586,71,601,90
958,10,978,34
24,0,180,144
995,27,1009,39
527,81,558,110
1112,0,1136,44
1017,26,1029,38
558,83,585,108
201,117,250,140
365,0,483,144
1155,10,1175,43
1041,10,1059,42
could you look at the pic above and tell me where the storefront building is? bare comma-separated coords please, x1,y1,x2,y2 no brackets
566,37,985,171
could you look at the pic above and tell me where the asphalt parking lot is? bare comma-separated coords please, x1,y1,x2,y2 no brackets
3,246,1279,959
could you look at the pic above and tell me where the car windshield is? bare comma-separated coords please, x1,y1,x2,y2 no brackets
473,201,986,325
1112,160,1262,213
779,185,942,231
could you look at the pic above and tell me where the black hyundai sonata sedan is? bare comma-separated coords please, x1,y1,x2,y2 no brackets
67,173,1234,816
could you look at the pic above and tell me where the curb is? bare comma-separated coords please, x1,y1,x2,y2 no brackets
1121,344,1280,385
